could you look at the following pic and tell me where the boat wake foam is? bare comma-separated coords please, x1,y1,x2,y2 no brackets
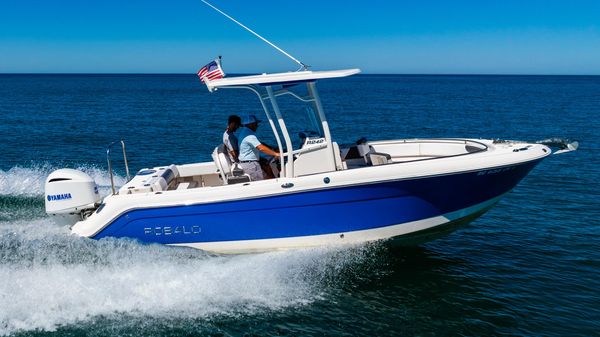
0,216,382,335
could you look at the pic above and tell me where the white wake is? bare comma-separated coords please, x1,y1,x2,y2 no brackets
0,217,377,335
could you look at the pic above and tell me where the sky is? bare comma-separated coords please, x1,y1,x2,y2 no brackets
0,0,599,74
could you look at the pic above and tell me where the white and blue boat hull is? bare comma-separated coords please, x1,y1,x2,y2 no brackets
88,158,542,252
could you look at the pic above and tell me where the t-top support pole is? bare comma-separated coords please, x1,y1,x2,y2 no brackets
307,82,336,171
266,86,294,177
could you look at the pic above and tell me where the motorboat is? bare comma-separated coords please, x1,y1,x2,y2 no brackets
43,66,578,253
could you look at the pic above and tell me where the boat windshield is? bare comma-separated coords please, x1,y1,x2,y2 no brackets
272,87,325,151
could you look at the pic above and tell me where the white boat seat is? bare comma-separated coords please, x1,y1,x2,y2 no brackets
367,152,392,166
356,139,391,166
212,144,251,185
118,164,180,194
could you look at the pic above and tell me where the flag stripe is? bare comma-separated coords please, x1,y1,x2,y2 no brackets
197,59,224,83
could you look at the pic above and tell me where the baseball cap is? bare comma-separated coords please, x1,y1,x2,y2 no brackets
242,114,262,125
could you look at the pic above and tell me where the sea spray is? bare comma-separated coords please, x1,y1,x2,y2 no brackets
0,216,387,336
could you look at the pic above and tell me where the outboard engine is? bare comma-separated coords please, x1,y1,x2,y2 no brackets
45,169,101,223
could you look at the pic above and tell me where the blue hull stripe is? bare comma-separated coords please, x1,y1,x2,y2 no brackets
93,160,541,244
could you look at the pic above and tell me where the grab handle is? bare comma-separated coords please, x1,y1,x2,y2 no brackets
106,140,131,195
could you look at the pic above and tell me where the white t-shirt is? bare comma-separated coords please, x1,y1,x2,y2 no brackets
223,130,238,160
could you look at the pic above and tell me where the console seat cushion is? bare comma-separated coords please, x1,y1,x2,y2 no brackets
176,181,198,190
118,164,180,194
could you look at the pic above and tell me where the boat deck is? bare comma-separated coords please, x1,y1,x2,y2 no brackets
116,138,491,195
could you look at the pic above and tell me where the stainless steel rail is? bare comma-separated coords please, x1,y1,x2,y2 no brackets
106,140,131,195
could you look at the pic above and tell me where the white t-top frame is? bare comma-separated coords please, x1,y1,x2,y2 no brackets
206,69,360,178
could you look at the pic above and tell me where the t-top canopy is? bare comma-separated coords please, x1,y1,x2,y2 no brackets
206,68,361,91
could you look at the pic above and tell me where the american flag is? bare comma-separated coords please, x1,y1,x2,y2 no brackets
197,59,224,83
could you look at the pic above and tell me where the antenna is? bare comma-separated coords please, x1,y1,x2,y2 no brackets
200,0,309,71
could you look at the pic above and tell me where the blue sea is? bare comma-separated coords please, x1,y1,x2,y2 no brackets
0,74,599,336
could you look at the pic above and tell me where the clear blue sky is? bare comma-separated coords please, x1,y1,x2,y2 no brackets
1,0,599,74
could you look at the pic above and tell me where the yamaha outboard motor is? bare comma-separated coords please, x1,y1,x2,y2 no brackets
45,169,101,224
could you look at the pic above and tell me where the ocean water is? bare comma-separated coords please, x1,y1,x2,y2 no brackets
0,74,599,336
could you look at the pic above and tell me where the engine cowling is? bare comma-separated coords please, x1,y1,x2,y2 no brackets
45,169,101,219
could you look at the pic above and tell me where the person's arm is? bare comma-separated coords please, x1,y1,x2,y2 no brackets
262,143,279,152
257,144,279,157
224,133,239,162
